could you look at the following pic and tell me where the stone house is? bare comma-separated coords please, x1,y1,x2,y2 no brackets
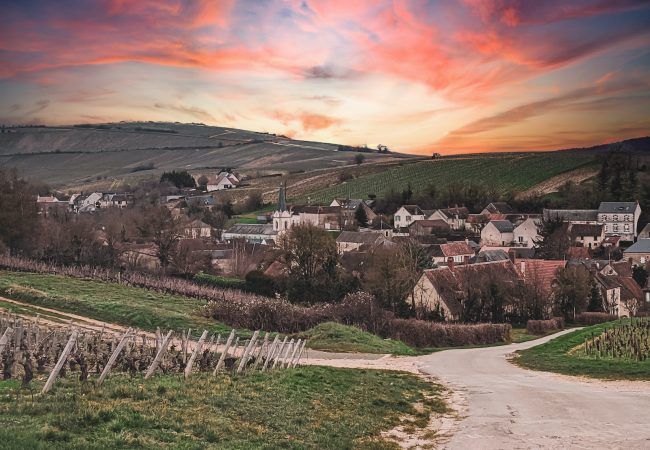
394,205,426,229
597,201,641,241
428,207,470,230
623,239,650,266
428,241,475,266
336,231,388,253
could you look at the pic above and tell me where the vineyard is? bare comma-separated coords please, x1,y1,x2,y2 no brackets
580,319,649,361
300,153,596,203
0,313,305,394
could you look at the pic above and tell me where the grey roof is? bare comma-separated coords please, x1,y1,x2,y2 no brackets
224,223,276,236
475,249,509,262
543,209,598,222
640,223,650,238
624,239,650,254
490,220,514,233
485,202,515,214
598,202,638,214
336,231,384,245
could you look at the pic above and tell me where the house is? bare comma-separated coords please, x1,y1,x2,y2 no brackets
411,260,520,320
330,198,377,223
481,220,515,246
222,223,277,245
394,205,426,229
207,171,240,191
36,195,68,215
72,192,102,212
594,273,645,317
292,205,342,230
428,207,470,230
597,201,641,241
336,231,388,253
409,219,451,236
428,241,474,266
513,218,541,248
623,239,650,266
569,223,605,249
184,219,212,239
481,202,515,216
542,209,598,224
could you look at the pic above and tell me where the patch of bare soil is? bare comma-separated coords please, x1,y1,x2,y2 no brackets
517,166,598,199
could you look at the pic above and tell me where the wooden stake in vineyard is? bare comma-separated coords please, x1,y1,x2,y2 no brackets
214,329,236,374
237,330,259,373
42,329,79,394
184,330,209,379
144,330,173,380
97,328,133,386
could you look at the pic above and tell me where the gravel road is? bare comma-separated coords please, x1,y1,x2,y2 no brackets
417,330,650,449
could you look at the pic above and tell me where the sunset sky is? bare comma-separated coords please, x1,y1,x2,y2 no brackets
1,0,649,154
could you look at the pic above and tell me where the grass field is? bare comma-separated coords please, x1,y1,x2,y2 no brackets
300,322,417,356
0,366,446,449
0,270,236,336
301,153,596,203
514,321,650,380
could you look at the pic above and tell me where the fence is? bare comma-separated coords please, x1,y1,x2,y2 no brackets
0,313,306,394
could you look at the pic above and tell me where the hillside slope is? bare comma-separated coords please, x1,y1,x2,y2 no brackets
0,122,409,186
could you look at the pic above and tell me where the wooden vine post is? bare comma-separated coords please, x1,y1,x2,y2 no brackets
237,330,259,373
42,329,79,394
97,328,133,386
184,330,209,379
144,330,173,380
262,336,280,371
214,329,236,374
0,327,13,355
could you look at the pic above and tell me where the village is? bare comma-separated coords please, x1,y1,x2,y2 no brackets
32,168,650,324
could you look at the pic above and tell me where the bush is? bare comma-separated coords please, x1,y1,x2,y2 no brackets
244,270,275,297
385,319,511,348
526,317,564,335
575,312,618,325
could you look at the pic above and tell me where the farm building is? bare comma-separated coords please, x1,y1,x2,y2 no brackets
222,223,277,245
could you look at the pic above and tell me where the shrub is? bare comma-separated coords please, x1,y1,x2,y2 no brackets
526,317,564,335
385,319,511,348
575,312,618,325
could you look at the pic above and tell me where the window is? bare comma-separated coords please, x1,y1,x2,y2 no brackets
613,224,619,232
613,215,618,221
406,216,411,221
518,236,524,242
395,215,400,222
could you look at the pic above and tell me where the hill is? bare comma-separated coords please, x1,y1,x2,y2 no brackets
0,122,411,187
299,152,598,203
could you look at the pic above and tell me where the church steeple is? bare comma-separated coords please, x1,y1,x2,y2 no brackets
278,182,287,212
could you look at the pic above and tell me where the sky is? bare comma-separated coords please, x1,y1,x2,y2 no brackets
1,0,650,155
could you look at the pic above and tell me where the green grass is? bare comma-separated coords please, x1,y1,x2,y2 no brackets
301,153,595,203
0,270,237,336
514,321,650,380
301,322,417,356
0,366,446,449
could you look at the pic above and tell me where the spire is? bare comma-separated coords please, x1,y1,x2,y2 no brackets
278,182,287,212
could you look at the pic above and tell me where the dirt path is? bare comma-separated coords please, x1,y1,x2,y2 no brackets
305,332,650,449
517,166,598,199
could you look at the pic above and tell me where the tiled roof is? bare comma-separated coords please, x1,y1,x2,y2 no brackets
543,209,598,222
438,241,474,257
336,231,385,245
484,202,515,214
490,220,514,233
566,247,590,260
518,259,566,293
400,205,424,215
224,223,276,236
598,202,638,214
570,223,604,237
624,239,650,254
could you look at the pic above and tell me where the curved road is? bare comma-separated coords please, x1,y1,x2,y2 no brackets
417,330,650,449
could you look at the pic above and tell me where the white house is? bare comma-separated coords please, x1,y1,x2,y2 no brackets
207,171,240,191
394,205,425,229
513,218,541,248
597,201,641,241
481,220,515,246
222,223,277,245
429,241,474,266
